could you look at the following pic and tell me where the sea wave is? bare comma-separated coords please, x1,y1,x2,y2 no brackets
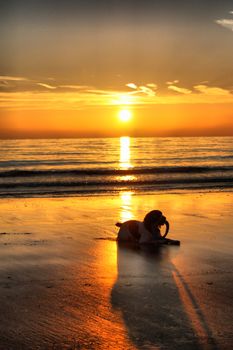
0,174,232,198
0,165,233,178
0,137,232,197
0,177,233,188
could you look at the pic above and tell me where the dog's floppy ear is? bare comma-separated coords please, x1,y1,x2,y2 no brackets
144,210,162,224
143,210,163,232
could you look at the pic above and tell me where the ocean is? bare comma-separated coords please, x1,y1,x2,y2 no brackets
0,136,232,197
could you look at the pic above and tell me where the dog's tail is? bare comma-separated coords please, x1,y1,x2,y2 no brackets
115,222,122,227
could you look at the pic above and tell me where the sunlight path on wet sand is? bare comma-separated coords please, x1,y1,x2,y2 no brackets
0,192,232,349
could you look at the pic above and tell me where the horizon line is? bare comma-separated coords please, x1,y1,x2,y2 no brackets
0,134,232,140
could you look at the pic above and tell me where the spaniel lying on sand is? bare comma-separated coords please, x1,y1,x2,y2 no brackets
116,210,170,244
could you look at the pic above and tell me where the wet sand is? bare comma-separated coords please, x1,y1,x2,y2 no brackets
0,191,232,349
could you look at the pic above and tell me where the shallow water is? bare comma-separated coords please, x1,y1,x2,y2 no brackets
0,137,232,196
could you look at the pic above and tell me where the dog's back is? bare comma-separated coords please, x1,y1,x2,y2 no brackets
116,220,152,243
116,220,140,242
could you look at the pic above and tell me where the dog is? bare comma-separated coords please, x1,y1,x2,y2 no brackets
116,210,169,244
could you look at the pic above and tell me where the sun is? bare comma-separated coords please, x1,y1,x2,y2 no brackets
119,110,132,122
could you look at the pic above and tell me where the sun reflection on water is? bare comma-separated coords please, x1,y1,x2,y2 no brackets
116,175,136,182
120,191,134,222
119,136,132,169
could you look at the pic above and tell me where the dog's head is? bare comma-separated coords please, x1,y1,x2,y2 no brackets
143,210,169,238
144,210,166,227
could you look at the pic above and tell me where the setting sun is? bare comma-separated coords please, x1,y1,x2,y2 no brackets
119,110,132,122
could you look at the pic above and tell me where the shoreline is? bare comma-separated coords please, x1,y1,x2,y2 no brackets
1,186,233,199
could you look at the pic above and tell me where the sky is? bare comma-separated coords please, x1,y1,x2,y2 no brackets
0,0,233,138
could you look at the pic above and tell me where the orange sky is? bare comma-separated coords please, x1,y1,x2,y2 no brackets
1,102,233,138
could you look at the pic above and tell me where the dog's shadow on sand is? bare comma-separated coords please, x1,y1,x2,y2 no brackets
111,244,219,350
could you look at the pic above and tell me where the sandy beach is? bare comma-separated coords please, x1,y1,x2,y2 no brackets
0,191,232,349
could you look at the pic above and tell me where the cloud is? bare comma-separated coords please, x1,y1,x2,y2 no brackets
0,78,92,93
194,85,232,96
0,76,28,81
85,89,115,95
168,85,192,94
216,19,233,31
0,81,9,87
126,83,137,89
0,76,32,92
59,85,90,90
216,12,233,31
0,82,232,111
198,80,209,85
126,82,156,96
37,83,57,90
138,86,156,96
146,83,157,89
166,80,179,85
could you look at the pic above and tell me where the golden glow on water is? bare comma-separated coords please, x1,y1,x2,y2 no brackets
119,191,134,222
117,175,136,182
119,136,132,169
